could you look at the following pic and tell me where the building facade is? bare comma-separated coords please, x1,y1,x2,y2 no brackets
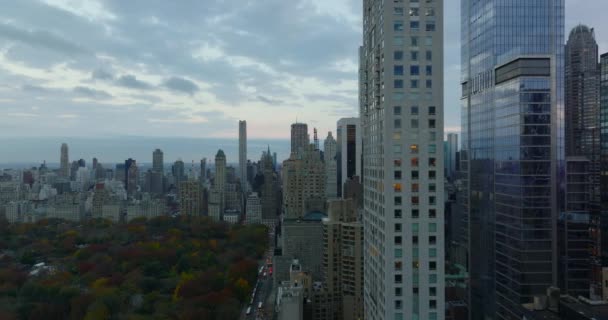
60,143,69,178
336,118,362,197
446,133,458,180
461,0,564,319
179,179,201,216
600,53,608,300
291,123,309,156
360,1,445,319
324,132,338,198
239,120,247,191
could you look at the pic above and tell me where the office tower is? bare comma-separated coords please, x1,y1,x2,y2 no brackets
172,160,185,189
600,53,608,300
60,143,69,178
125,158,138,197
291,122,309,156
360,1,445,319
446,133,458,179
78,159,86,168
564,25,601,298
239,120,247,191
260,149,278,222
92,158,98,171
461,0,564,319
336,118,361,197
323,198,364,320
70,161,79,181
273,152,277,170
566,25,600,166
282,144,325,219
153,149,164,173
324,132,338,198
200,158,207,183
179,179,201,216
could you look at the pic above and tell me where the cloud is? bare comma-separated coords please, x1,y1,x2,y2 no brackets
21,84,49,92
163,76,199,95
0,22,87,55
91,68,113,80
256,95,284,106
115,75,152,90
73,86,112,99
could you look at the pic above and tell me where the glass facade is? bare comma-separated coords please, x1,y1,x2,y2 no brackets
601,54,608,299
461,1,564,319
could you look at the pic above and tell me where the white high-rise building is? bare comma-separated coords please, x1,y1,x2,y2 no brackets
239,120,247,191
324,132,338,198
360,1,445,319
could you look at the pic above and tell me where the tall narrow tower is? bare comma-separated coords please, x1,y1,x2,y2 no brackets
60,143,69,177
152,149,164,173
239,120,247,191
461,0,564,318
360,1,445,319
324,132,337,198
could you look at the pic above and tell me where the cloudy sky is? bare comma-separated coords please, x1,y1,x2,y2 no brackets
0,0,606,141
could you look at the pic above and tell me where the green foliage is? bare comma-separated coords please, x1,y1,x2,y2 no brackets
0,216,268,320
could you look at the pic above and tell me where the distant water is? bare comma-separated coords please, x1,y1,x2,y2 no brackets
0,136,291,167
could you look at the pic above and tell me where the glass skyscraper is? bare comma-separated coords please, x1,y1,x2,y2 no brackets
600,53,608,300
461,1,564,319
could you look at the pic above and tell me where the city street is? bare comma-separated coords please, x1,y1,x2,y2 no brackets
241,230,275,320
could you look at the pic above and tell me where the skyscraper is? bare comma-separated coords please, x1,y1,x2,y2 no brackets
260,148,279,223
60,143,69,178
172,160,185,190
180,179,201,216
200,158,207,183
282,144,325,219
209,150,227,221
336,118,361,197
446,133,458,180
153,149,164,173
360,1,445,319
291,122,309,156
461,1,564,319
600,53,608,300
324,131,338,198
239,120,247,191
125,158,138,197
564,24,600,299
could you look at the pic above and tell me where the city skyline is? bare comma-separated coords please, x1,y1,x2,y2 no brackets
1,1,606,142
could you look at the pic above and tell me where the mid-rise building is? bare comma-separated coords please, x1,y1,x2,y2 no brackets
461,0,564,318
245,192,262,224
282,144,325,219
179,179,201,216
360,0,445,319
323,198,364,320
125,158,138,197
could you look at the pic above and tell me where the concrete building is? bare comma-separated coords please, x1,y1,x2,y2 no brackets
239,120,247,191
277,280,305,320
360,1,445,319
291,122,309,156
324,132,338,199
223,210,240,224
461,0,564,318
323,199,364,320
446,133,458,180
60,143,69,178
179,179,201,216
245,192,262,224
101,204,121,222
282,144,325,219
200,158,207,184
172,160,185,191
336,118,361,197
